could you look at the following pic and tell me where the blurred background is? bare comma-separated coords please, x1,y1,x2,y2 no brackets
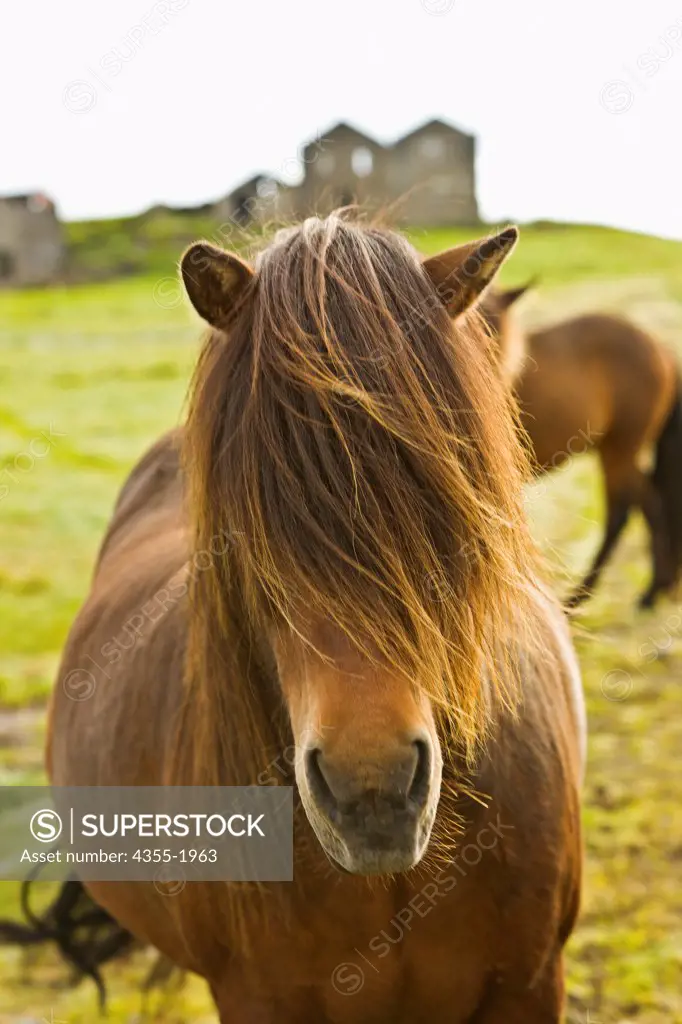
1,0,682,1020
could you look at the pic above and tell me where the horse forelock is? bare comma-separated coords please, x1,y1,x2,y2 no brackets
182,214,545,779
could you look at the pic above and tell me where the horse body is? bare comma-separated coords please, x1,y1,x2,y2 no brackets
49,440,582,1020
44,219,583,1022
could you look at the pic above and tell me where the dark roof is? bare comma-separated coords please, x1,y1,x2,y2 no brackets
392,118,473,147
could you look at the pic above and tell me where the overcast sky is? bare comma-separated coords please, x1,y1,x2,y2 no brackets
3,0,682,237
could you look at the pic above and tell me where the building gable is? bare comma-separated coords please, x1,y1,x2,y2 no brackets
392,118,474,148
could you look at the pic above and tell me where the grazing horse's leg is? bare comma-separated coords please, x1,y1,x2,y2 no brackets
569,439,675,608
469,957,565,1023
567,489,632,607
636,473,675,608
568,445,641,607
567,495,630,606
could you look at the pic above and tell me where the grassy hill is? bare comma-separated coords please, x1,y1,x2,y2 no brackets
61,210,682,298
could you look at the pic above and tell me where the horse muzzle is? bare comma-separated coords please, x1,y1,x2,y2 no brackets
300,735,442,875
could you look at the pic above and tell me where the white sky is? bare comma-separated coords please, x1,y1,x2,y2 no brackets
3,0,682,236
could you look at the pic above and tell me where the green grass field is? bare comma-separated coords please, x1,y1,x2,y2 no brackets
1,222,682,1021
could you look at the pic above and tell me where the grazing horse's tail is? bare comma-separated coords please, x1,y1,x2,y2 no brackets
0,876,136,1008
653,375,682,585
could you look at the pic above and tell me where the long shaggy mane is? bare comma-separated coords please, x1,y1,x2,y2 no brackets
176,213,544,790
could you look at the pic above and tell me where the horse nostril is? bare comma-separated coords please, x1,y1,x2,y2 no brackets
408,740,431,808
304,748,338,817
305,741,433,819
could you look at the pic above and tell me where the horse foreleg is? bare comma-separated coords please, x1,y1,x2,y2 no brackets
468,957,565,1023
567,491,631,607
210,980,292,1024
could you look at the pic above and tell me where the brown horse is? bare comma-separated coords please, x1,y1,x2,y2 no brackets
483,288,682,608
24,218,585,1022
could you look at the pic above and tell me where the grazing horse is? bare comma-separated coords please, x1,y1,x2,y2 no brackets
38,218,584,1022
483,288,682,608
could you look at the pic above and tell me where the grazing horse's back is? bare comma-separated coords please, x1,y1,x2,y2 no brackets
42,218,584,1022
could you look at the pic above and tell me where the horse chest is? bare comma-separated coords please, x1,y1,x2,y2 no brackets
214,877,490,1023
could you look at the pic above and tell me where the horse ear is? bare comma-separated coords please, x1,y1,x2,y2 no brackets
498,277,537,309
422,227,519,319
180,242,253,327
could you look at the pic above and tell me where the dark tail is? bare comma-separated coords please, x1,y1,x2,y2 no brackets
653,376,682,584
0,875,136,1009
